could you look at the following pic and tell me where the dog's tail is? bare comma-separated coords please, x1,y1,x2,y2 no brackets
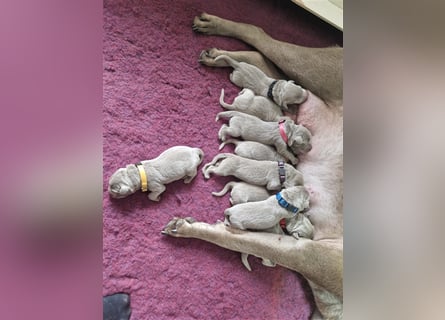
218,138,239,151
212,181,237,197
195,148,205,164
215,110,240,122
241,253,252,272
214,55,240,69
219,89,233,109
201,153,233,171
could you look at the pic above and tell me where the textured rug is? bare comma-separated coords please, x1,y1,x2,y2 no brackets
103,0,342,319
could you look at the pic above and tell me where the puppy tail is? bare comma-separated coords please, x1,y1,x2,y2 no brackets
218,138,239,151
215,55,240,69
205,153,232,167
215,110,238,122
195,148,205,164
219,89,232,109
212,181,236,197
241,253,252,272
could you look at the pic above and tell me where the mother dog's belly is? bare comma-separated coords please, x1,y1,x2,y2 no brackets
296,97,343,239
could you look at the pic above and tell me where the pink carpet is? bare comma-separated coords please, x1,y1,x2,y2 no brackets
103,0,342,319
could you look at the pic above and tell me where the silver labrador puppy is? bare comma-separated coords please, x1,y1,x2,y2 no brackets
108,146,203,201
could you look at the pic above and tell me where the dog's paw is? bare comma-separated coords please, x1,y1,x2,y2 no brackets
192,13,212,34
183,174,196,184
192,13,223,35
148,193,161,202
161,217,196,237
261,258,276,268
198,48,229,67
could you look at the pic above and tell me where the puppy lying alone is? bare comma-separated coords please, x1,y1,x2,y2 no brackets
219,88,283,122
215,55,308,109
217,111,312,165
202,153,303,190
219,139,286,162
108,146,204,201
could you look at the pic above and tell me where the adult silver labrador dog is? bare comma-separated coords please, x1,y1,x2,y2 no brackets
162,13,343,319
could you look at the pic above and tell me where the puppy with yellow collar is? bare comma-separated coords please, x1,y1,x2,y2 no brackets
108,146,204,201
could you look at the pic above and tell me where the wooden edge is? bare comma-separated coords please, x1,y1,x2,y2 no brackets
291,0,343,31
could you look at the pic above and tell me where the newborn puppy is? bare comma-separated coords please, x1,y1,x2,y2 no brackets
108,146,204,201
202,153,303,190
211,181,312,270
216,111,312,165
215,55,308,109
212,181,271,205
219,88,283,121
219,139,286,162
285,213,315,240
241,215,314,271
224,186,310,230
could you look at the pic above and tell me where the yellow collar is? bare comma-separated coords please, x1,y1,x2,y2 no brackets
135,162,148,192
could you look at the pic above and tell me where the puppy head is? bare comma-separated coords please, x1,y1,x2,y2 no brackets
286,121,312,154
285,214,314,239
278,81,308,109
108,165,139,199
281,186,311,213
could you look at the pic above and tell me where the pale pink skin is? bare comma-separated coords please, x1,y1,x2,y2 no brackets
284,90,343,240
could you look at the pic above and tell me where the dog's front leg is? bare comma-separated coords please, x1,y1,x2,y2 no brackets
162,217,342,300
148,184,166,201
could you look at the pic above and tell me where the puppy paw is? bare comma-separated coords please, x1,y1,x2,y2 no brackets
148,193,161,202
261,258,276,268
183,174,196,184
161,217,196,237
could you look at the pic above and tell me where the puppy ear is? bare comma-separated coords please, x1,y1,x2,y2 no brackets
126,164,140,184
110,184,121,192
292,136,303,146
285,120,296,146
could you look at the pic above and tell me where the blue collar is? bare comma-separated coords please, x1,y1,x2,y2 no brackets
275,192,299,214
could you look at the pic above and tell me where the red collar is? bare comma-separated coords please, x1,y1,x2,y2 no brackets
279,120,288,144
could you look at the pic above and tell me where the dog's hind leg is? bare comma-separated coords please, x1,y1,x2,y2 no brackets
217,124,231,141
193,13,342,103
199,48,284,79
183,168,197,184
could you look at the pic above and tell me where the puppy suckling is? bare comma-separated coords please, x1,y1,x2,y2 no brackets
212,181,314,271
211,181,271,205
108,146,204,201
224,186,310,230
216,110,312,165
202,153,303,190
219,139,286,162
219,88,283,122
241,213,315,272
215,55,308,109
